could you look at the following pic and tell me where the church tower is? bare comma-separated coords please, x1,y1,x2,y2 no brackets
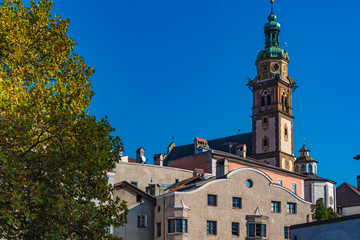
251,2,296,171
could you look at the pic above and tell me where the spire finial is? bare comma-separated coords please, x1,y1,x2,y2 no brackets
271,0,274,14
303,138,306,146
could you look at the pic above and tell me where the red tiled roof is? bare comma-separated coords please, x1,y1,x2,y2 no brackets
128,157,136,163
194,168,205,174
336,182,360,207
195,137,207,143
153,154,162,158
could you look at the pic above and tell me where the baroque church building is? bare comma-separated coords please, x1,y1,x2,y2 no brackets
113,2,335,240
163,6,297,178
160,2,335,207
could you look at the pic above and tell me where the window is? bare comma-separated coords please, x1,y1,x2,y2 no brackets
157,223,161,237
337,206,343,215
277,179,283,186
137,215,147,228
261,96,265,106
249,223,266,237
301,165,306,173
208,194,217,206
207,221,217,235
232,222,239,236
287,203,296,214
267,95,271,105
175,178,179,183
263,117,268,124
233,197,242,209
263,139,268,146
168,219,187,233
131,181,138,187
284,226,290,239
136,194,142,203
271,201,281,212
292,183,297,194
246,179,253,188
308,164,313,173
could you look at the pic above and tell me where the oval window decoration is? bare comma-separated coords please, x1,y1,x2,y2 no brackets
246,179,253,188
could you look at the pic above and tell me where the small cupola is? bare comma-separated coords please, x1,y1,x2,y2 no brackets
194,137,209,154
294,144,318,175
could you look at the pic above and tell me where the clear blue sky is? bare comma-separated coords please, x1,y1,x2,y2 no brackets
52,0,359,187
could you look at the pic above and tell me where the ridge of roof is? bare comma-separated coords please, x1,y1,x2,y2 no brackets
211,149,306,179
164,132,252,163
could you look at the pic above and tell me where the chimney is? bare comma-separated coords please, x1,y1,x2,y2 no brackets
216,158,229,177
153,154,164,166
136,147,146,163
357,176,360,191
236,144,247,158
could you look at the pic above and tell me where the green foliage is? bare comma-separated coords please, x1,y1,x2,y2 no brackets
312,198,339,222
0,0,127,239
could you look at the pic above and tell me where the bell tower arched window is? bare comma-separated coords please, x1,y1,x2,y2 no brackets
267,95,271,105
260,90,272,108
261,96,265,106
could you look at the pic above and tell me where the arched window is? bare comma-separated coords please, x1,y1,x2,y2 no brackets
314,165,316,174
295,166,299,172
261,96,265,106
308,164,313,173
301,165,306,173
267,95,271,105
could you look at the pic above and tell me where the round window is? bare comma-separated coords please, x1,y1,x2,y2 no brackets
246,179,253,188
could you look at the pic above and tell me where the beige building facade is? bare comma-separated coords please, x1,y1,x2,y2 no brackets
114,161,195,196
154,168,312,240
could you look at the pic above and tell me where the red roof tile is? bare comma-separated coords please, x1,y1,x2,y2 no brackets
195,137,207,143
128,157,136,163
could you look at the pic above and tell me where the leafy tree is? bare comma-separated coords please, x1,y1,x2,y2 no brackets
0,0,127,239
313,198,339,221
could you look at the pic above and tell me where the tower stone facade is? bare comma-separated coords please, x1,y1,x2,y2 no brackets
251,9,295,171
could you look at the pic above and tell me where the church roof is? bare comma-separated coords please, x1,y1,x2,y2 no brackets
164,133,252,164
337,182,360,207
295,156,317,163
303,173,336,184
299,145,310,152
